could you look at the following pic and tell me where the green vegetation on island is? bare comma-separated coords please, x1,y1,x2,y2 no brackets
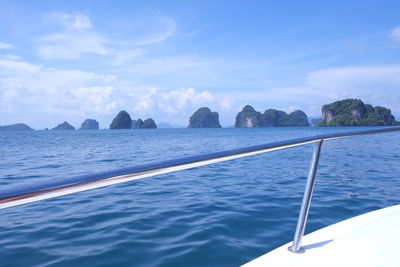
188,107,221,128
3,99,398,130
235,105,310,127
0,123,33,130
320,99,399,126
51,121,75,130
80,119,99,130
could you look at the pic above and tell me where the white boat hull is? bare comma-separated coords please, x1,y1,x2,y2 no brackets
244,204,400,267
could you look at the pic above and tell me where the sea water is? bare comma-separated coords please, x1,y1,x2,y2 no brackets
0,127,399,266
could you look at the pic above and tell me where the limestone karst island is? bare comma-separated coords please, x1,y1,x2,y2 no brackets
0,98,398,130
319,99,399,126
110,110,157,129
188,107,221,128
235,105,310,128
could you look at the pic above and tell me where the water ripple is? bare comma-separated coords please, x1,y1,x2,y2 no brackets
0,128,399,266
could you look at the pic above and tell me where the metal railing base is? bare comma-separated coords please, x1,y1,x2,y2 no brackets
288,246,305,254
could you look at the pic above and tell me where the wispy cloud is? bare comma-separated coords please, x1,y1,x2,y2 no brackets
307,65,400,93
1,54,21,60
391,26,400,43
50,12,92,30
37,13,108,59
129,11,176,46
0,57,41,73
37,11,175,60
113,49,145,65
0,41,15,49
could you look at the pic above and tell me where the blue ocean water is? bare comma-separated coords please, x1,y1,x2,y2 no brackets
0,127,399,266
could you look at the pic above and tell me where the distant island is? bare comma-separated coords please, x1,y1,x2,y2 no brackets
110,110,132,129
2,99,398,130
320,99,399,126
142,118,157,129
52,121,75,130
235,105,310,127
133,118,157,129
80,119,99,130
110,110,157,129
188,107,221,128
0,123,33,130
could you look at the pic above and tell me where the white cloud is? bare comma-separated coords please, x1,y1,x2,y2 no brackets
391,26,400,43
213,65,400,117
1,54,21,60
161,88,214,109
37,11,176,60
307,65,400,93
37,13,108,59
113,49,145,65
115,55,224,86
111,10,176,46
133,90,156,112
131,11,176,46
0,57,119,127
3,47,399,128
70,86,117,115
132,87,215,115
304,65,400,115
220,95,234,111
0,42,15,49
38,32,107,59
0,57,41,73
124,87,236,125
50,12,92,30
0,56,235,127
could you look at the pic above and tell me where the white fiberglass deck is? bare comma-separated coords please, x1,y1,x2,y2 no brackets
244,204,400,267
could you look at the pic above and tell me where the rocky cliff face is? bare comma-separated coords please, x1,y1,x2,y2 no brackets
110,111,132,129
235,105,262,128
235,105,310,127
80,119,99,130
188,107,221,128
0,123,33,130
52,121,75,130
320,99,398,126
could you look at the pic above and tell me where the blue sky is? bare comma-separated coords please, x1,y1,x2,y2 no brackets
1,0,400,128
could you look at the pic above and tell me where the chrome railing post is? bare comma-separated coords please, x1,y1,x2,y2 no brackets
288,139,323,253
